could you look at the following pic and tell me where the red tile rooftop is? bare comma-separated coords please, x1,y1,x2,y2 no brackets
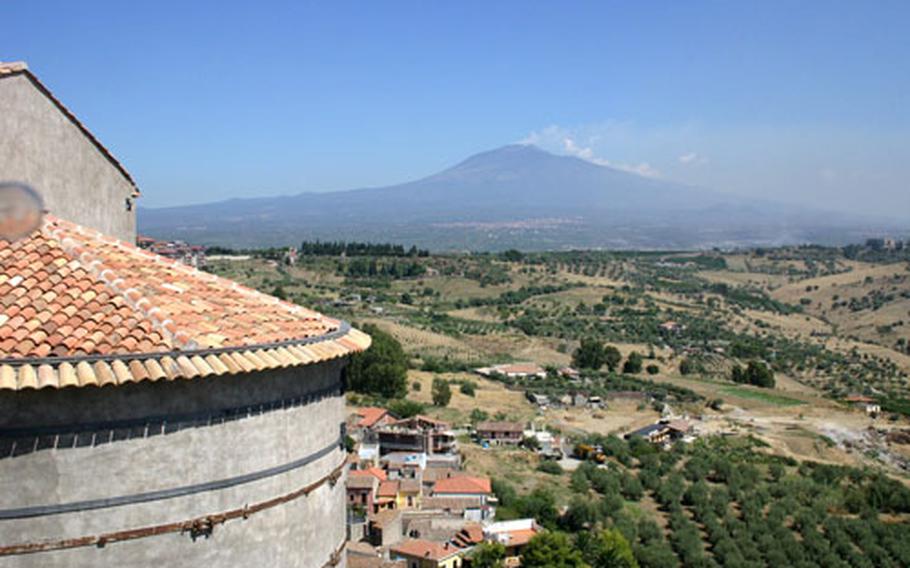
0,216,370,390
432,475,492,495
391,539,462,562
356,407,389,428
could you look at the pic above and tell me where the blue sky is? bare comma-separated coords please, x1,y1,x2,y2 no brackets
3,1,908,216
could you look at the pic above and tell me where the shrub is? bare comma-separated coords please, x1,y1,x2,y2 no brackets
646,364,660,375
431,377,452,406
537,461,564,475
460,381,477,397
679,358,693,375
470,408,489,423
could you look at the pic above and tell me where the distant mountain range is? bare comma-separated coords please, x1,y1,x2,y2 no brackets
139,144,905,251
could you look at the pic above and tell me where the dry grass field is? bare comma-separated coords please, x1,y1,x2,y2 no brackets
212,249,910,481
406,370,536,424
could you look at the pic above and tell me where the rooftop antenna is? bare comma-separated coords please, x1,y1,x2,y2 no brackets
0,182,44,242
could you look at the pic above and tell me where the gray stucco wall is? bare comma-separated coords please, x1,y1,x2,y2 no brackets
0,73,136,242
0,360,349,568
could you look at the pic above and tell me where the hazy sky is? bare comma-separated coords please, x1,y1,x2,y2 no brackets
4,1,908,217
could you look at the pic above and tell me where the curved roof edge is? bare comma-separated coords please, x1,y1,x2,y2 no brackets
0,322,370,391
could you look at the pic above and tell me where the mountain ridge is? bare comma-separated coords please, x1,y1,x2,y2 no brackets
139,144,905,251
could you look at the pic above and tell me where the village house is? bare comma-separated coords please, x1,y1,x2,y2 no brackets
382,452,429,479
475,421,524,445
451,523,484,549
475,363,547,380
527,392,550,408
844,395,881,416
626,419,694,446
378,415,458,455
390,539,465,568
377,480,402,511
482,518,541,559
136,236,206,268
358,441,382,467
523,426,562,458
367,508,404,547
420,496,486,520
400,478,423,509
347,541,406,568
431,476,494,521
354,406,394,431
626,423,674,445
347,466,388,513
348,472,381,512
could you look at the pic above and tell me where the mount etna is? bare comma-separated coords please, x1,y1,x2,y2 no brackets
139,145,902,251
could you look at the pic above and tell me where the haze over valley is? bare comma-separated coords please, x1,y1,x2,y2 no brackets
140,144,906,251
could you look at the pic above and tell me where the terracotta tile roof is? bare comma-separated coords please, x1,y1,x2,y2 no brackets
453,523,484,548
377,480,399,498
350,467,388,482
346,475,379,490
0,216,370,390
666,420,691,433
499,528,538,547
845,394,876,403
432,475,492,495
422,467,457,483
391,539,462,562
399,478,421,494
0,61,138,193
356,406,389,428
368,508,401,528
420,496,483,512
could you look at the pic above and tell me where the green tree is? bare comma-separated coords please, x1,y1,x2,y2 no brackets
573,338,606,369
646,364,660,375
472,542,506,567
460,381,477,397
579,529,638,568
562,496,599,532
623,352,644,374
387,399,424,418
517,488,560,529
679,358,693,375
522,532,587,567
604,345,622,372
431,377,452,406
731,360,775,388
346,324,407,398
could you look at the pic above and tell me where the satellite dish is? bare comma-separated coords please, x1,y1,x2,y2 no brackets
0,182,44,242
